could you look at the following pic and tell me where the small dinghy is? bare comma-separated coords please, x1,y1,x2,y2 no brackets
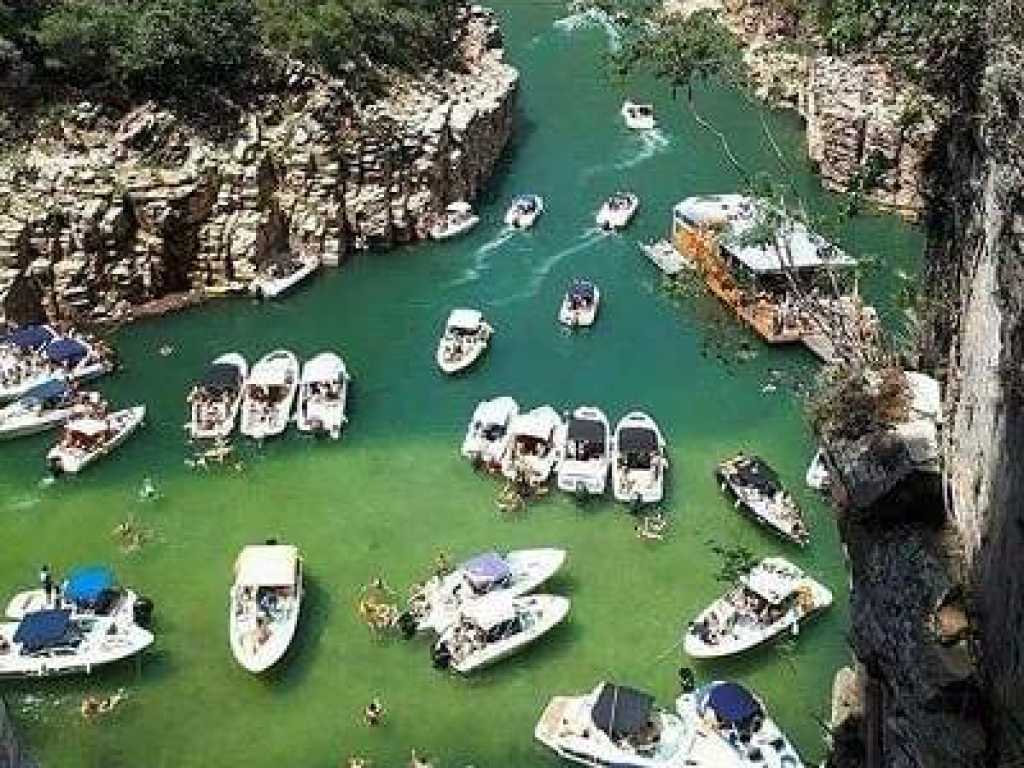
436,309,493,375
0,380,83,440
240,350,299,439
230,543,303,673
187,353,248,440
296,352,350,439
502,405,565,486
684,557,833,659
805,449,830,491
557,406,610,496
596,192,639,230
431,201,480,240
675,681,805,768
505,195,545,229
407,548,566,635
47,406,146,475
621,101,656,130
431,593,569,674
612,412,668,505
715,454,809,546
558,279,601,328
536,681,695,768
250,254,319,299
461,396,519,470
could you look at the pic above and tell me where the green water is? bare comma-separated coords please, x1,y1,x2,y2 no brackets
0,5,922,767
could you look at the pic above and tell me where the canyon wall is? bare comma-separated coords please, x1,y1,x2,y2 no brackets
0,699,34,768
0,7,517,327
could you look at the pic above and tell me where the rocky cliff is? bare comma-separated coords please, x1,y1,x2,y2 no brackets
0,699,34,768
0,6,517,327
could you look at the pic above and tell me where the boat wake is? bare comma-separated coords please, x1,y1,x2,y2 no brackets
552,8,622,51
492,229,607,307
615,128,672,170
445,228,517,287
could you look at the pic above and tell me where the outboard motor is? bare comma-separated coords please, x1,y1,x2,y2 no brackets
47,457,64,476
396,611,417,640
133,596,155,628
431,641,452,670
678,666,695,693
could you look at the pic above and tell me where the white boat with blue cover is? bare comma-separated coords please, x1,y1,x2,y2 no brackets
461,396,519,470
505,195,545,229
408,548,567,634
557,406,610,496
612,412,668,505
558,280,600,328
0,379,84,440
296,352,350,439
188,353,248,440
230,544,303,674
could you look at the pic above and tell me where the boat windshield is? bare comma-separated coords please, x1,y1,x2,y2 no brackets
481,422,507,441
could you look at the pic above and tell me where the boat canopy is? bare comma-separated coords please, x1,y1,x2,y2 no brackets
21,379,68,405
473,397,516,427
510,407,560,441
69,417,109,438
568,416,605,445
462,593,515,629
64,565,116,606
249,354,294,387
463,552,511,592
303,353,343,382
618,426,658,454
446,201,473,215
741,559,803,605
568,280,596,301
5,325,54,351
591,683,655,740
447,308,483,332
235,545,299,587
203,363,242,392
724,455,781,495
514,195,538,211
698,682,763,730
13,609,75,652
45,338,88,365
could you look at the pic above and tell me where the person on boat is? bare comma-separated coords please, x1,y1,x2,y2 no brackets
40,564,53,605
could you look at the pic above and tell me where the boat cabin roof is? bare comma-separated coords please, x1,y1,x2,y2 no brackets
13,609,75,652
697,682,763,730
303,353,343,382
447,308,484,331
568,416,605,445
591,683,655,740
741,558,804,605
723,454,781,494
474,397,516,426
618,426,657,454
510,406,560,440
203,362,242,392
235,544,299,587
674,195,855,275
21,379,69,405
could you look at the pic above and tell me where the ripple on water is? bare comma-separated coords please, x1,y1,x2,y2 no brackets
445,227,517,287
552,9,622,52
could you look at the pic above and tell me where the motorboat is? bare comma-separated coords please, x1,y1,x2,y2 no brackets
250,254,319,299
430,593,569,674
596,192,639,230
557,406,610,496
558,279,601,328
612,412,668,505
436,309,493,375
240,350,299,439
805,449,830,491
675,681,805,768
501,405,565,486
296,352,350,439
684,557,833,659
45,336,115,383
715,454,809,546
229,543,303,673
187,353,248,440
621,101,656,130
406,548,567,634
0,380,85,440
461,396,519,470
535,681,696,768
431,202,480,240
505,195,545,229
47,405,146,475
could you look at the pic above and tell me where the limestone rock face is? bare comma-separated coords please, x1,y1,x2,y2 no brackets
0,698,36,768
0,7,518,326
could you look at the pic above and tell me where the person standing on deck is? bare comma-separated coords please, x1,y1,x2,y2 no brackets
39,565,53,605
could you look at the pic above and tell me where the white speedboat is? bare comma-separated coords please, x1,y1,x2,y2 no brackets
558,279,601,328
675,681,805,768
535,681,696,768
47,405,146,475
250,255,319,299
716,454,809,546
684,557,833,659
0,380,83,440
557,406,610,496
805,449,830,491
240,350,299,439
505,195,545,229
431,202,480,240
596,192,639,230
612,412,668,505
431,593,569,674
502,405,565,486
229,543,303,674
436,309,493,375
187,353,248,440
461,396,519,470
621,101,656,130
296,352,350,439
407,548,567,634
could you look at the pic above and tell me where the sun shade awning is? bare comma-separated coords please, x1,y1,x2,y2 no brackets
463,552,511,592
461,593,515,628
235,545,299,587
699,682,763,729
618,426,657,454
22,379,68,404
45,338,88,365
568,281,596,301
568,417,605,444
64,565,116,604
725,455,782,494
5,325,54,350
591,683,655,740
202,363,242,392
13,609,74,652
447,308,483,331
